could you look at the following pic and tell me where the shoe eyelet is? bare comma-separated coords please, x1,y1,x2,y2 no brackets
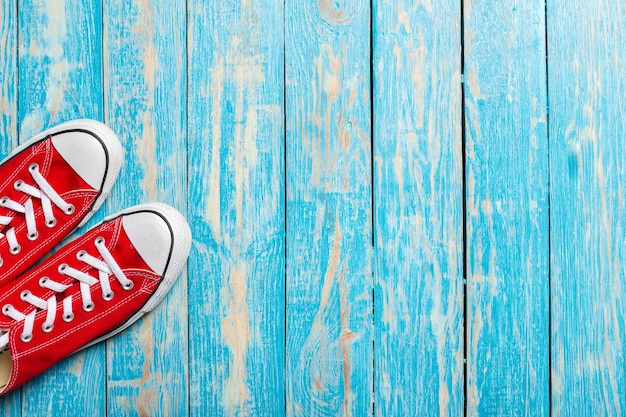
39,277,49,287
28,163,38,172
94,236,105,246
27,231,39,241
103,291,114,301
0,196,8,205
76,250,87,260
20,290,30,301
42,323,53,333
46,218,57,228
62,312,74,322
13,180,23,190
83,302,95,312
0,258,4,267
20,333,32,343
9,245,21,255
122,280,134,291
64,204,75,215
58,263,68,273
2,304,12,315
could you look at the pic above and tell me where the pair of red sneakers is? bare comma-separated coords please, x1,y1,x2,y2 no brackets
0,120,191,395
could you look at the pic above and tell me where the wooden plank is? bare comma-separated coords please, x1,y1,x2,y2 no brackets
0,0,20,413
548,1,626,414
285,2,372,416
464,0,550,414
0,0,17,155
17,1,107,416
187,1,285,415
372,1,464,415
18,0,103,135
103,1,188,416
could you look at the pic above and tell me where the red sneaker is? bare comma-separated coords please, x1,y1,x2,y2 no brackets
0,203,191,394
0,119,123,286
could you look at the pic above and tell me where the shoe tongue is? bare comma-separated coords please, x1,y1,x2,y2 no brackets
0,200,27,235
0,215,11,234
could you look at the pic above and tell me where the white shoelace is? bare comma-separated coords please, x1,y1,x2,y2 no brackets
0,163,75,262
0,237,134,349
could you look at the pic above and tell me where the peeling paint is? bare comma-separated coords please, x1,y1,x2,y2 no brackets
137,315,157,416
220,263,251,415
206,56,224,243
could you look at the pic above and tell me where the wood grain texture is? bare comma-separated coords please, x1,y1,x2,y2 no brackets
548,1,626,414
0,0,17,155
0,0,20,413
464,0,550,415
103,1,188,416
373,1,464,415
17,1,107,416
187,1,285,416
285,1,372,416
4,2,626,416
18,0,103,137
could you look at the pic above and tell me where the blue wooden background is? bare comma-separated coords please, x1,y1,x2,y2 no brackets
0,1,624,416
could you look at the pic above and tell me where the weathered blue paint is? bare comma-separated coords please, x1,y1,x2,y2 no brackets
0,0,17,156
464,0,550,415
103,1,188,416
0,0,20,414
17,1,107,416
18,0,103,137
187,1,285,416
373,1,464,415
285,2,373,416
548,0,626,414
0,1,625,416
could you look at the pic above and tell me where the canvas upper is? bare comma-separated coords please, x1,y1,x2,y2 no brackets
0,203,191,394
0,119,123,286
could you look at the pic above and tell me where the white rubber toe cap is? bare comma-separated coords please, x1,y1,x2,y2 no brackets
122,211,173,275
115,203,191,312
52,131,108,190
